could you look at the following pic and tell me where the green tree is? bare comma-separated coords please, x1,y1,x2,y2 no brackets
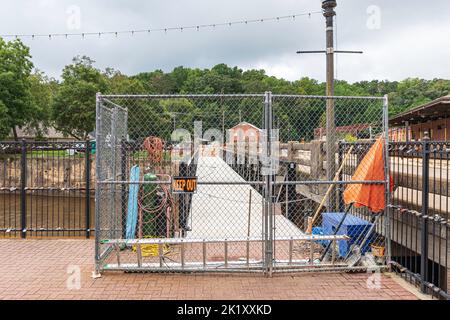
52,56,108,139
0,101,9,139
105,68,146,94
171,66,189,92
0,38,34,140
242,69,268,93
26,70,57,138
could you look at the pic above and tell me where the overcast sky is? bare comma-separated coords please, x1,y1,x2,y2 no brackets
1,0,449,83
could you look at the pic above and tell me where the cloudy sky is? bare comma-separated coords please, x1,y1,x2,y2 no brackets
1,0,449,82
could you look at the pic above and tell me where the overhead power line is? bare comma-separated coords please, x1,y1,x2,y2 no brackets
1,11,322,40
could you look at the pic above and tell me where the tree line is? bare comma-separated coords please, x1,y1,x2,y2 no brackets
1,38,449,141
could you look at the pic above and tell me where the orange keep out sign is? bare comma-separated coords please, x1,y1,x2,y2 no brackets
172,177,198,194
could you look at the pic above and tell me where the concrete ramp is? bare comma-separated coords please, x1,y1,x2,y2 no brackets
186,155,304,240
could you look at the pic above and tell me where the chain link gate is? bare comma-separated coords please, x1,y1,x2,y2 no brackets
94,93,389,274
270,95,389,273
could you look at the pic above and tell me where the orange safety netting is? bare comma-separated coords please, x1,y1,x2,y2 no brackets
343,137,393,213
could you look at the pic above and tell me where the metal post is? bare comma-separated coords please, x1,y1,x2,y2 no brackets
115,243,121,266
94,92,102,270
136,244,142,267
263,91,274,274
323,0,337,211
222,109,225,143
179,162,188,233
158,243,163,268
20,139,27,239
120,138,127,239
383,95,392,268
111,107,118,239
85,139,91,239
331,240,336,265
247,189,252,266
181,242,185,268
420,131,430,293
337,142,345,213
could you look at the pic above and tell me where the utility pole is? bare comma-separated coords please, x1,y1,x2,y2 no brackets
297,0,362,211
222,110,225,140
221,89,225,143
323,0,337,211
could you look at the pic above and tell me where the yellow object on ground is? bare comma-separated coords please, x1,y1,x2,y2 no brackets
371,244,385,257
132,237,172,257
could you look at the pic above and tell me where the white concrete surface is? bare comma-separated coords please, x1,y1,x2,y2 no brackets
186,155,304,239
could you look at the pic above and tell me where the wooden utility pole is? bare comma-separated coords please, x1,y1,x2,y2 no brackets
297,0,362,211
323,0,337,210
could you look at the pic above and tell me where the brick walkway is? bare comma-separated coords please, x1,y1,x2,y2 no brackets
0,239,419,300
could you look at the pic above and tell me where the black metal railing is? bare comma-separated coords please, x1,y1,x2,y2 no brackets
389,139,449,300
337,139,449,299
0,140,94,238
0,139,448,298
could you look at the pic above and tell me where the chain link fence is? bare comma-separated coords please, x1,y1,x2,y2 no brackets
94,93,389,274
271,95,388,272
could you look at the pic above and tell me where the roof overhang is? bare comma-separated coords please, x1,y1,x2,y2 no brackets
389,96,450,126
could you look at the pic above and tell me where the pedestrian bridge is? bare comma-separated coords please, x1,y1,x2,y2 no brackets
185,155,304,240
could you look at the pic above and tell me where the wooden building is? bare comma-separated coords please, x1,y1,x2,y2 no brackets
228,122,262,143
389,94,450,141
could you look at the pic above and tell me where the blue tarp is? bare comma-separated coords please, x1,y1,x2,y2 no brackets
125,165,140,239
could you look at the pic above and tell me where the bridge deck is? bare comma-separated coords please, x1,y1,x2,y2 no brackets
186,155,304,240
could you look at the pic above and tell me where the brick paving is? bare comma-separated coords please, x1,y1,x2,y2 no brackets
0,239,419,300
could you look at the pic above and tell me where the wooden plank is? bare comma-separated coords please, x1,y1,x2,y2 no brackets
295,184,323,204
293,143,313,151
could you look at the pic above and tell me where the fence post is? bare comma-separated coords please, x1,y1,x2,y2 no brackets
287,162,297,220
120,138,128,239
420,132,430,293
263,91,274,275
383,94,392,270
337,142,345,213
85,139,91,239
287,141,295,161
94,92,102,273
179,162,188,234
310,140,325,195
20,139,27,239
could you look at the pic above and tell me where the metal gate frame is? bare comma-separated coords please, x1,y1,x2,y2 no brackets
94,92,389,275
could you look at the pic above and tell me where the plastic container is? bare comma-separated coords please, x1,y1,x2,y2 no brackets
322,212,375,258
371,244,385,257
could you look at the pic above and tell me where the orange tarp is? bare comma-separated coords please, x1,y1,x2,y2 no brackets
343,137,390,213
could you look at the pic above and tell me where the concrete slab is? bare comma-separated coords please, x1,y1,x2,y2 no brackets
186,156,304,240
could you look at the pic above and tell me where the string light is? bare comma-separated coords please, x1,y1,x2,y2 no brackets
0,11,321,40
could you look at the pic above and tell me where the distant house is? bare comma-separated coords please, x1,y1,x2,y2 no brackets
228,122,262,143
389,94,450,141
314,123,374,141
5,125,76,142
